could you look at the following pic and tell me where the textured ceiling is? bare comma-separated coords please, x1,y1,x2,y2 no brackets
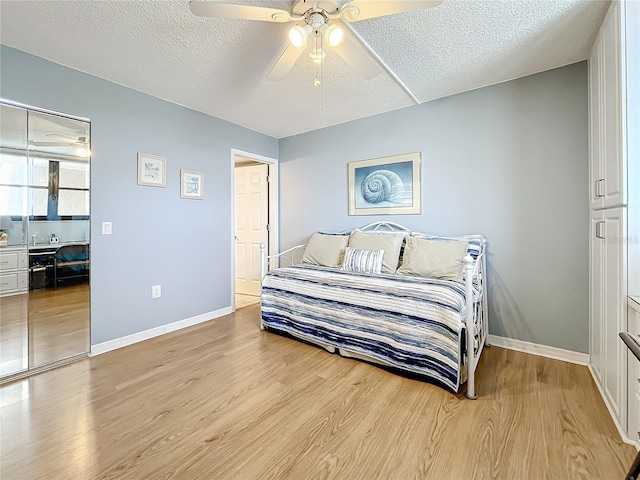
0,0,608,139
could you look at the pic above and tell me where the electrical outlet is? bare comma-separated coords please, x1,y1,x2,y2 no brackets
152,285,161,299
102,222,112,235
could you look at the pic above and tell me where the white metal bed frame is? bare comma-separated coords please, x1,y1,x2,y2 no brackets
259,221,488,399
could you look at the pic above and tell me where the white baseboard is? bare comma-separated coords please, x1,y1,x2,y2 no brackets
90,306,233,356
588,365,640,449
488,334,589,366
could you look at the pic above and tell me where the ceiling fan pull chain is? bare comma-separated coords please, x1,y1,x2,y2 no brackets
321,32,324,111
312,31,324,111
313,31,321,87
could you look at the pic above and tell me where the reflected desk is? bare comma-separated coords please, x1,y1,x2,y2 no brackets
28,242,89,289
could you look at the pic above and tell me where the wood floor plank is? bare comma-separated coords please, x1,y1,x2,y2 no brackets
0,304,636,479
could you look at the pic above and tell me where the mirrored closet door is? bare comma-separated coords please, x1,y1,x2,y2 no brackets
0,101,90,379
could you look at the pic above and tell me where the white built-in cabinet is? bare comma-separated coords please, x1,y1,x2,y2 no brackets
590,208,627,422
589,0,626,210
588,0,639,446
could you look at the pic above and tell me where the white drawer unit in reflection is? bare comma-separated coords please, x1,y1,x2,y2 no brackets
0,247,28,296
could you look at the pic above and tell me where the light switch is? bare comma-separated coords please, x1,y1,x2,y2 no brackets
102,222,112,235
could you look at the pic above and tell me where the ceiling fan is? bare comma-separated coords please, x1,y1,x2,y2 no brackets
189,0,443,82
29,133,89,147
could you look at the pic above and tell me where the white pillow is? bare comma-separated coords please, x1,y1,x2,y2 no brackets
348,230,405,273
301,232,350,267
340,247,384,274
397,236,469,282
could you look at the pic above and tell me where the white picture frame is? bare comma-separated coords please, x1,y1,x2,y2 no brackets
137,153,166,188
180,169,204,200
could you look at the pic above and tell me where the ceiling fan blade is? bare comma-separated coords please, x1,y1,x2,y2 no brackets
46,133,88,144
333,29,380,80
46,133,76,142
29,141,73,147
189,1,294,23
341,0,442,22
266,44,305,82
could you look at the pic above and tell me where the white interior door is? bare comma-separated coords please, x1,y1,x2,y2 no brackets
235,164,268,296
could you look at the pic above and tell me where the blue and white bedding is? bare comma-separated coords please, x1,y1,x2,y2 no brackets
261,264,471,392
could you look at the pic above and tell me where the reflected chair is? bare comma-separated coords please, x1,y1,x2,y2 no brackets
54,244,89,288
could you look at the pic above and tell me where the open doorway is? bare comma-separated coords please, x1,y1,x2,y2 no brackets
231,149,278,312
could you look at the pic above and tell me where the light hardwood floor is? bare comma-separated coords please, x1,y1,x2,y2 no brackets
235,293,260,310
0,284,89,376
28,283,90,366
0,304,636,479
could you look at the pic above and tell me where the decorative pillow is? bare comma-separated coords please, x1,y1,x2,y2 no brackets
348,230,405,273
301,232,350,267
397,236,469,282
340,247,384,274
411,233,484,260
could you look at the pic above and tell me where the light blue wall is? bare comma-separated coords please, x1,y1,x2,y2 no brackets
1,45,278,345
279,62,589,353
1,44,589,353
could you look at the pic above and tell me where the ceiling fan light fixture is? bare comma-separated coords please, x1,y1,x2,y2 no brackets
309,47,325,65
189,0,444,85
308,11,326,29
325,24,344,47
289,24,312,47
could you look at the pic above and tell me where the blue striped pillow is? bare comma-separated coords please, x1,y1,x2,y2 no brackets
340,247,384,274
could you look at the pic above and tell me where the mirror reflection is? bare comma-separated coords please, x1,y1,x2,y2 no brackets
0,103,90,378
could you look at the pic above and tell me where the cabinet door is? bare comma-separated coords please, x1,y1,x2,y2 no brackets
603,207,627,424
589,33,604,210
589,1,627,209
0,252,18,272
602,1,626,208
0,272,18,294
590,211,605,383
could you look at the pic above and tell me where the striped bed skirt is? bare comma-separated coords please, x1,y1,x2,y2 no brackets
261,264,469,392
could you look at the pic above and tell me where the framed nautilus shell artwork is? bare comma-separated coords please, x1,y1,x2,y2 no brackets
348,152,421,215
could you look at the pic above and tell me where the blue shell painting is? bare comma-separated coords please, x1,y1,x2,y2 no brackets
354,160,413,209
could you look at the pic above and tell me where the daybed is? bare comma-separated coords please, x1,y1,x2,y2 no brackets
259,222,488,398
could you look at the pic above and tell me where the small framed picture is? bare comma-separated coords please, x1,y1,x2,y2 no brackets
180,169,204,200
137,153,166,188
